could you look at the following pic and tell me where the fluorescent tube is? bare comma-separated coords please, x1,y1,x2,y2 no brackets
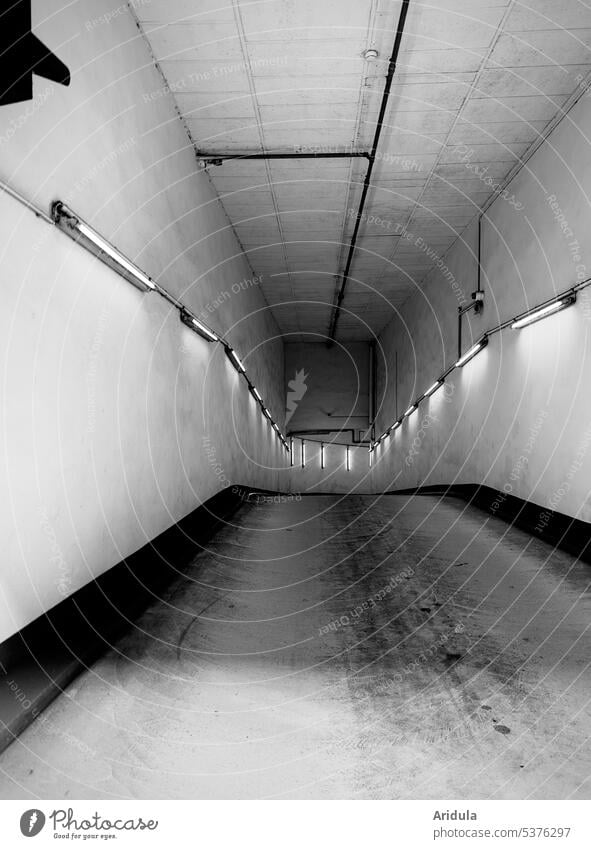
455,336,488,368
180,310,218,342
51,201,156,292
511,295,576,329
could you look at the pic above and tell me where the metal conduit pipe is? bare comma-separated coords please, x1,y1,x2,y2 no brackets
327,0,411,344
288,429,370,445
199,152,371,164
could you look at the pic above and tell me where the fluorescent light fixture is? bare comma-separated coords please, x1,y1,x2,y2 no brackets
455,336,488,368
180,309,218,342
346,445,351,471
301,439,306,468
392,420,401,431
51,201,156,292
404,404,417,417
272,422,281,434
320,442,325,469
511,294,576,329
226,346,246,373
251,386,262,403
290,437,294,466
263,407,272,419
425,380,443,397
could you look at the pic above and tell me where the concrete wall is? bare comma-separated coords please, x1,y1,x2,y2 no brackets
372,94,591,523
285,342,370,442
282,342,373,493
0,1,286,642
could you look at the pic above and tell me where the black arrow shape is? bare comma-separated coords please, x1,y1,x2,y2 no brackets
0,0,70,106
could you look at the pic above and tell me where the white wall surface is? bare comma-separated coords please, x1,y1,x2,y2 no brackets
0,1,286,642
372,94,591,523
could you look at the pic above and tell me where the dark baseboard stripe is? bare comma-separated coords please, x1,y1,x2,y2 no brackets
0,485,248,755
389,483,591,565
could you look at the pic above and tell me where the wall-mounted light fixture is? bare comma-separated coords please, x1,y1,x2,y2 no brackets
225,346,247,374
51,201,157,293
320,442,325,469
403,404,417,418
301,439,306,468
346,445,351,471
511,294,576,329
251,386,262,403
180,309,219,343
425,380,444,398
290,437,294,467
455,336,488,368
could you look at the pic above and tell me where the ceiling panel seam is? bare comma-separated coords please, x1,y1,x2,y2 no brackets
334,0,383,326
373,0,518,298
409,64,591,305
130,3,264,303
230,0,300,333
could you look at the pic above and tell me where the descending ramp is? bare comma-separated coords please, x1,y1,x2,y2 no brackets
0,494,589,799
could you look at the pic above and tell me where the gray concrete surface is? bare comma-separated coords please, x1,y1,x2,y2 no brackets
0,494,589,799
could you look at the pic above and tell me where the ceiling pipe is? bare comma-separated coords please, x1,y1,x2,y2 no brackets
327,0,411,344
457,214,485,358
288,429,370,445
199,151,371,164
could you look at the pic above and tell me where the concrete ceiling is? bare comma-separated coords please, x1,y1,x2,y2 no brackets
136,0,591,341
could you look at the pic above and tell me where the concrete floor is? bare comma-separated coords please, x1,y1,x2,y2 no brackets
1,494,590,799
